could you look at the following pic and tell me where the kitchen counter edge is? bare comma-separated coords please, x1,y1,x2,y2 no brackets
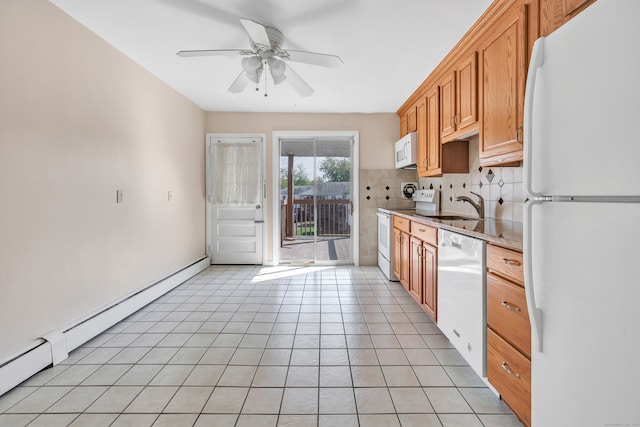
390,210,523,251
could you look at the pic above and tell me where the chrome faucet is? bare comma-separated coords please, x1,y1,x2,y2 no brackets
455,191,485,219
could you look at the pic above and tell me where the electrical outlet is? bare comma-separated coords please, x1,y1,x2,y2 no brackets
168,191,173,201
116,190,124,204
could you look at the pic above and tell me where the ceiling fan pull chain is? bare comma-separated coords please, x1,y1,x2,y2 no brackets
264,61,269,97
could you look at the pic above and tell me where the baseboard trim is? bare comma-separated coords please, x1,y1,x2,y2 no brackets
0,256,210,397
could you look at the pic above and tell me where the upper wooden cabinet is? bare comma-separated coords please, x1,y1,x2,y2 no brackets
425,86,441,175
399,114,408,137
456,53,478,131
407,106,417,133
478,3,528,166
400,106,417,137
439,71,456,139
440,52,478,142
416,98,428,175
397,0,540,168
417,85,469,178
540,0,596,36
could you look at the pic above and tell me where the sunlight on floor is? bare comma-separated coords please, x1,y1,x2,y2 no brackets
252,266,336,283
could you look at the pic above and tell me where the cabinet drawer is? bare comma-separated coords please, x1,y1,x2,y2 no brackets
487,329,531,426
487,273,531,358
410,222,437,246
394,216,410,233
487,245,523,286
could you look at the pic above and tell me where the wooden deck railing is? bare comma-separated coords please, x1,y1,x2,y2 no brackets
281,199,351,245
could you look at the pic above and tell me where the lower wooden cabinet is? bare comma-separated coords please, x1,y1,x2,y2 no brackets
409,236,423,304
393,227,410,290
487,329,531,426
486,244,530,426
487,274,531,358
393,218,438,322
420,242,437,321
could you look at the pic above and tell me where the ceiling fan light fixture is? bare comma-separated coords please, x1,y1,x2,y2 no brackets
272,74,287,85
242,56,262,73
268,58,287,85
246,67,263,84
242,56,264,83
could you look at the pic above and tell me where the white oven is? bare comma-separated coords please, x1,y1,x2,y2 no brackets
377,208,397,281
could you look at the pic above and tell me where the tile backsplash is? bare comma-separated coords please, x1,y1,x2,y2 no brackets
418,137,524,222
359,168,417,266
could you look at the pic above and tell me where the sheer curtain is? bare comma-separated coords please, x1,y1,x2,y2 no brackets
211,141,261,205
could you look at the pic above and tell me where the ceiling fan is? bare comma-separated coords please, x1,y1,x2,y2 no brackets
177,18,343,97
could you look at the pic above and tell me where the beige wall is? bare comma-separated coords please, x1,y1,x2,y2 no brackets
0,1,206,362
205,112,399,263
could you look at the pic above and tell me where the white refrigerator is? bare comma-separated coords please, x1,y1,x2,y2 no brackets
524,0,640,425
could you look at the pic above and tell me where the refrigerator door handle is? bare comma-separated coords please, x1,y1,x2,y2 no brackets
524,197,544,352
523,37,545,199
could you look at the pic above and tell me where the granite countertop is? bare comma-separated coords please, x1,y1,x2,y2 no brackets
391,209,523,251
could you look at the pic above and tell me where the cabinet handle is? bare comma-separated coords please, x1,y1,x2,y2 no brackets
455,114,460,125
516,126,523,144
416,245,423,258
501,300,521,312
501,361,521,378
502,258,522,267
418,228,426,232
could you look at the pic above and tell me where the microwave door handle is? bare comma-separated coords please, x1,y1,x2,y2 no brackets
404,142,409,160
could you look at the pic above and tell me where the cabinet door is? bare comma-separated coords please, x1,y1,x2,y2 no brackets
416,98,428,176
400,231,411,290
564,0,594,16
479,4,527,165
540,0,596,36
392,228,402,280
425,86,441,175
409,237,423,304
407,106,418,133
421,243,437,322
439,71,456,139
399,115,408,137
456,52,477,131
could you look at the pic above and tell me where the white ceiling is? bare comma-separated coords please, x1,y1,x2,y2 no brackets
49,0,493,113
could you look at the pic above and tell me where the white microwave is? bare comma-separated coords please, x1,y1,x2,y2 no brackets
394,132,417,169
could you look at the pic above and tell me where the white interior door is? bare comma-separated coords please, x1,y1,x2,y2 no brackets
206,135,265,264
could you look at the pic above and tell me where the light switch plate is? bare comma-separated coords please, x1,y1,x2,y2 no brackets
168,191,173,201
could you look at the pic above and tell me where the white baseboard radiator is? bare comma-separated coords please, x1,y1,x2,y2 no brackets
0,257,210,397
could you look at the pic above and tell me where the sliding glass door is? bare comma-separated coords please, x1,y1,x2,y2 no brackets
279,137,352,264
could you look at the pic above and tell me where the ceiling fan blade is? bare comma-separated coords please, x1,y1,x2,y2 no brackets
284,64,314,97
228,71,250,93
284,50,343,68
239,18,271,49
177,49,250,57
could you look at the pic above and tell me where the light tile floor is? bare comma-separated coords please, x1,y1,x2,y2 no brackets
0,266,523,427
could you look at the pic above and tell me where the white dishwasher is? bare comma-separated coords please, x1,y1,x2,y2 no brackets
437,229,486,378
